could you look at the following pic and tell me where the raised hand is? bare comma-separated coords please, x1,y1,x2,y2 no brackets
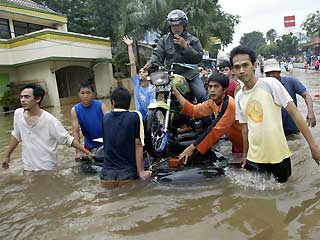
143,62,151,71
122,35,133,46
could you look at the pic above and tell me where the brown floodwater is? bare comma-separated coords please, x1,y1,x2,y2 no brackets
0,69,319,240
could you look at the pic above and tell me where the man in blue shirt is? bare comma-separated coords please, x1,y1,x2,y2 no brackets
264,59,316,135
100,87,151,186
71,80,108,160
123,36,155,119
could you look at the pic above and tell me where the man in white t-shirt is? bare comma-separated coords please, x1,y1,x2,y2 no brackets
2,83,93,171
230,46,320,183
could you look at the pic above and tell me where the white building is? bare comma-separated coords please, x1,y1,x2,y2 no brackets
0,0,113,107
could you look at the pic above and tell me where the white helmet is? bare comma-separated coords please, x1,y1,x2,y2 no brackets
167,9,188,27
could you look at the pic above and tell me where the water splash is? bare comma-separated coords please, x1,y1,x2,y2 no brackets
225,168,285,191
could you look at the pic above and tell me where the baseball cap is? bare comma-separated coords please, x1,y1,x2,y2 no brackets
264,59,281,72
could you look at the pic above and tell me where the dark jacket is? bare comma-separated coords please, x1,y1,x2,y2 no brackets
149,31,203,80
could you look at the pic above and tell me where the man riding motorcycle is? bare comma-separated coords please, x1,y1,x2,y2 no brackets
145,9,208,103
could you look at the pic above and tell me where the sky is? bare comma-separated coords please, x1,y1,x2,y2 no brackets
218,0,318,52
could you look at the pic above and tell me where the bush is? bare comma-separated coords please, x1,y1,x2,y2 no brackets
0,90,14,107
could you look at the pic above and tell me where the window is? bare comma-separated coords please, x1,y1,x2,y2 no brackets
0,18,11,39
13,20,48,37
13,21,28,36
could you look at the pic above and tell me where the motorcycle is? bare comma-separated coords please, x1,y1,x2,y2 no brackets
144,63,206,158
80,147,228,184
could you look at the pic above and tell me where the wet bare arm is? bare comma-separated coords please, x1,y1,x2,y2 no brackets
301,92,316,127
172,86,186,106
71,107,82,160
2,136,19,169
286,102,320,165
241,123,249,168
135,139,151,180
71,139,93,160
123,36,136,78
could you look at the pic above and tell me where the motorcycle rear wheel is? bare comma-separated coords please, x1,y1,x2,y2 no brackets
145,108,169,158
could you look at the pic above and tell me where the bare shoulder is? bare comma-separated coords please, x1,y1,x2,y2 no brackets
101,102,108,114
71,106,77,115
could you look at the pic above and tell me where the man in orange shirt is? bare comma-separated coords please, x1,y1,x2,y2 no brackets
173,72,243,163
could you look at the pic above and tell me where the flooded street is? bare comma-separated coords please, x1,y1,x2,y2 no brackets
0,69,319,240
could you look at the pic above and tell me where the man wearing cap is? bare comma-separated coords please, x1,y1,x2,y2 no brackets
264,58,316,136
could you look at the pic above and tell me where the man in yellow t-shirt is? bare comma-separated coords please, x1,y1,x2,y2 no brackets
230,46,320,183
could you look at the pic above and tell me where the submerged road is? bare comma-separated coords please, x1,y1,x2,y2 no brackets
0,68,319,239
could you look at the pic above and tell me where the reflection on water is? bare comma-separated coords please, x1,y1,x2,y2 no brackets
0,69,320,239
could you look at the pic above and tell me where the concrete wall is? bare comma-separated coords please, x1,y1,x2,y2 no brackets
52,60,115,98
50,61,91,72
93,62,116,98
15,61,60,106
1,60,115,107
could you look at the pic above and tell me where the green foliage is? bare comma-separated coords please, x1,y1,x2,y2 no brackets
239,28,299,58
122,0,239,50
0,90,14,107
34,0,129,40
302,10,320,37
34,0,239,69
256,33,298,58
257,43,279,58
240,31,266,53
266,29,277,43
276,34,299,57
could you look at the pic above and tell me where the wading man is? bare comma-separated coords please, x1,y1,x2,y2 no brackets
263,58,316,136
3,83,92,171
71,80,107,160
173,72,243,163
100,87,151,187
230,46,320,183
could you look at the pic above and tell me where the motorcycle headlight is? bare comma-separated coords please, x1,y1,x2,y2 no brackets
150,72,169,86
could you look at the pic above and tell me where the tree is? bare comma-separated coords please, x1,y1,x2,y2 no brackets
257,43,279,58
276,34,299,58
302,10,320,37
240,31,266,53
34,0,239,69
34,0,132,70
121,0,239,51
34,0,130,40
34,0,95,35
266,29,277,43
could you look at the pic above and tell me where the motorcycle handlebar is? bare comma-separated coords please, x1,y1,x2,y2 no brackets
149,62,196,73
